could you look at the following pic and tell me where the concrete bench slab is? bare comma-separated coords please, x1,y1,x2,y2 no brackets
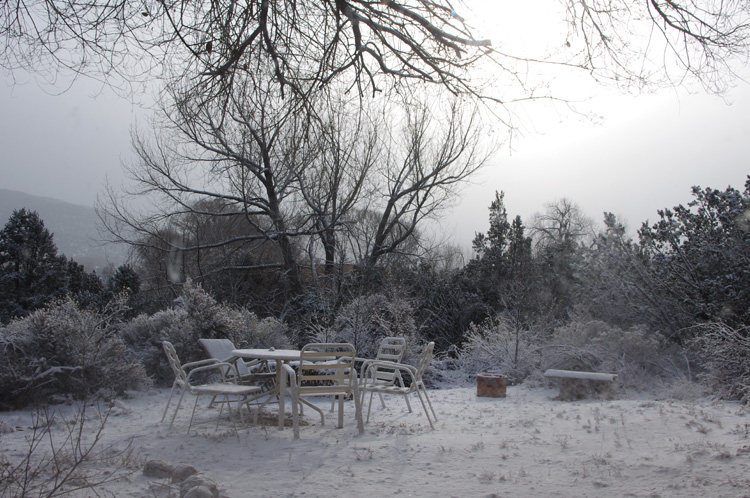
544,369,618,401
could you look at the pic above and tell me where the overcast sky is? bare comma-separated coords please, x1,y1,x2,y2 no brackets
1,1,749,251
1,75,141,207
439,86,750,248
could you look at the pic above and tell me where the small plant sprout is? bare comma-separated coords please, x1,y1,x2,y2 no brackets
555,434,573,449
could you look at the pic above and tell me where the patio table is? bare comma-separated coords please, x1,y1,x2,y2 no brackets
231,348,301,430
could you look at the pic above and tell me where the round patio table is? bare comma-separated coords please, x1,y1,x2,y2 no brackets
231,348,301,430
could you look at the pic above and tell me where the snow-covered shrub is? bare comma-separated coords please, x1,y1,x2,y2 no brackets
121,280,291,385
691,323,750,403
542,320,680,389
0,298,145,409
542,320,612,372
321,293,419,361
456,315,541,385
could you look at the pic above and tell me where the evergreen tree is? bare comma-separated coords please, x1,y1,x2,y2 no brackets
66,259,105,310
0,209,67,322
507,215,534,279
110,264,141,296
638,179,750,336
467,192,537,319
472,191,511,265
107,263,143,315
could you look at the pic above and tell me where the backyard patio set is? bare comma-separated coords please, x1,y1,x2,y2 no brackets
160,338,438,438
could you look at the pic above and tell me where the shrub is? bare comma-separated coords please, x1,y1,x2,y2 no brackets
0,297,145,409
691,323,750,403
456,315,541,385
321,292,419,361
120,280,291,385
455,317,690,390
542,319,686,389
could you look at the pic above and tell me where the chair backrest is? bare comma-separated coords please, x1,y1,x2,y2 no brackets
368,337,407,386
413,342,435,382
298,343,356,395
376,337,406,363
199,338,249,376
162,341,187,386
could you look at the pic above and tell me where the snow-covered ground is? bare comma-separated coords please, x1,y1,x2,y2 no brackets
2,384,750,497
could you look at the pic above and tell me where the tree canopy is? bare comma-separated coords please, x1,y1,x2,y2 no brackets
3,0,750,103
0,209,66,322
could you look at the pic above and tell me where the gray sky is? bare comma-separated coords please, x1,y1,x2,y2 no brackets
440,86,750,247
2,1,749,251
1,75,140,207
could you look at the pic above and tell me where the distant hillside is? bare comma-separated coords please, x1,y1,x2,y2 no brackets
0,189,128,271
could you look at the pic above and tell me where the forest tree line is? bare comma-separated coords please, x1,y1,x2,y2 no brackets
1,177,749,409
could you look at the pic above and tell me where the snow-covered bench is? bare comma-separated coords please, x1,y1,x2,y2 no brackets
544,369,618,400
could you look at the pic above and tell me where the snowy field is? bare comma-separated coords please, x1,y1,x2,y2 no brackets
2,385,750,498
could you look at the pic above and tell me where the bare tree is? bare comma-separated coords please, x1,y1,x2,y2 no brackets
2,0,749,103
529,198,595,316
298,96,379,279
359,100,491,269
98,71,314,298
562,0,750,94
0,0,490,100
99,75,490,306
530,198,595,251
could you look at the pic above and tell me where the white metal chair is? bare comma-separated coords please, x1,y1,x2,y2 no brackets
361,341,438,429
329,336,407,411
356,336,407,409
161,341,262,433
281,343,364,439
199,338,276,390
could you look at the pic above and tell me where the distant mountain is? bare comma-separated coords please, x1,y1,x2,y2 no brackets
0,189,128,271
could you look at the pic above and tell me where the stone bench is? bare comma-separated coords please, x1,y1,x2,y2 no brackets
544,369,618,400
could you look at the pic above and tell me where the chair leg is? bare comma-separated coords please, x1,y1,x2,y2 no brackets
188,395,201,433
403,391,413,413
216,395,228,431
170,389,188,429
235,395,247,426
378,392,387,409
246,396,258,426
419,382,438,423
223,395,243,436
253,399,261,426
365,390,376,423
337,394,344,428
352,383,364,435
299,398,324,425
415,385,435,429
161,383,179,423
290,389,300,439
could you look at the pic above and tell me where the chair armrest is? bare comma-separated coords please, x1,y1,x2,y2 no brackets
182,358,221,370
363,360,417,378
186,361,241,384
281,363,297,389
221,356,272,373
359,359,402,379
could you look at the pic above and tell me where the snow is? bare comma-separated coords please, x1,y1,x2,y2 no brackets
2,385,750,497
